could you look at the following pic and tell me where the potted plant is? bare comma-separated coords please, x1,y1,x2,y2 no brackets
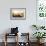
40,26,45,29
32,24,45,30
33,32,46,43
32,25,39,30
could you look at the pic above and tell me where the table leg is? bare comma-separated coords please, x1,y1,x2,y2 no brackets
4,34,7,46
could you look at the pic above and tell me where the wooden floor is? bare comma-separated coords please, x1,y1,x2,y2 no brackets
0,42,46,46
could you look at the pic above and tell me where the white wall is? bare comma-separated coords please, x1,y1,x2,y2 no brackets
0,0,36,42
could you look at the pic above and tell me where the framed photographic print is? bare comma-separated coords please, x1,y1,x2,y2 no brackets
36,0,46,26
37,0,46,18
10,8,26,20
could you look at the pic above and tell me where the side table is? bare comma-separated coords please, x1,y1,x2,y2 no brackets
4,33,18,46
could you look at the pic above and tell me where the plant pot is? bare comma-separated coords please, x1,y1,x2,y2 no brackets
37,39,44,44
37,39,40,43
